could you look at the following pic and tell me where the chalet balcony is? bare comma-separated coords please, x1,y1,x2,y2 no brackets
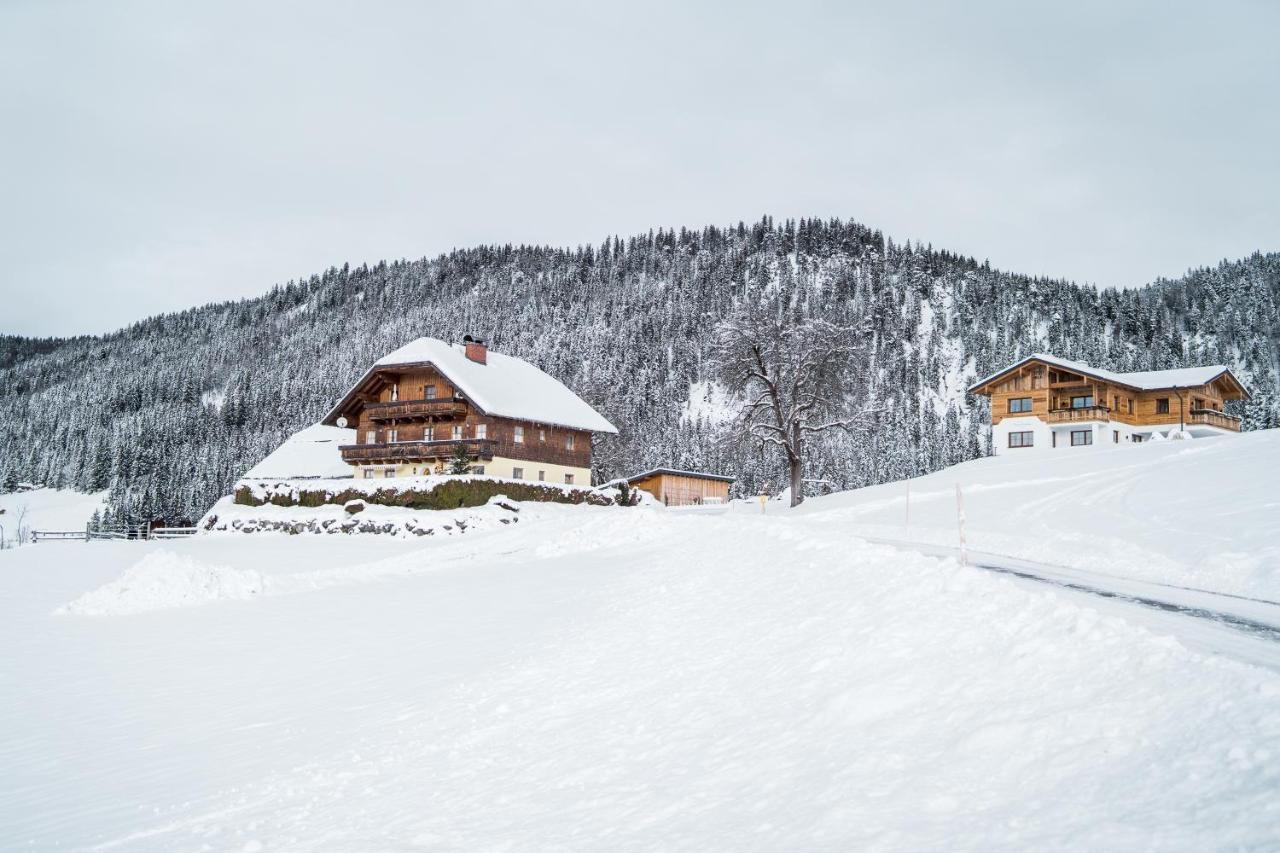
1047,405,1110,423
364,397,468,421
340,438,496,464
1188,408,1241,432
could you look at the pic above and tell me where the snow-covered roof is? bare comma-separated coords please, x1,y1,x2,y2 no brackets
244,424,356,479
627,467,735,483
326,338,618,434
967,353,1246,396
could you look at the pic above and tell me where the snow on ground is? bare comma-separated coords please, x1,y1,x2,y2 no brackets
0,487,107,543
2,488,1279,850
798,429,1280,599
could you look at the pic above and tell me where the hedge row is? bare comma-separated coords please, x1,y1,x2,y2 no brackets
234,478,613,511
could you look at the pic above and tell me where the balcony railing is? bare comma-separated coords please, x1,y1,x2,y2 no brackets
1188,409,1241,432
365,397,468,421
340,439,496,464
1047,405,1110,423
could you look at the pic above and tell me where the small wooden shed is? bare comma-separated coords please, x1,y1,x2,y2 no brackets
627,468,734,507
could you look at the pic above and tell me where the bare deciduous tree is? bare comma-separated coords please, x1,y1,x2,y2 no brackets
711,307,868,507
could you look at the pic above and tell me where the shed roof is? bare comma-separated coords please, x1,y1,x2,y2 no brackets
627,468,735,484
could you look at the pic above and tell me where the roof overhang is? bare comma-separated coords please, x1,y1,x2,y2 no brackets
967,356,1250,400
322,358,622,431
1202,369,1251,400
627,468,735,484
965,356,1136,395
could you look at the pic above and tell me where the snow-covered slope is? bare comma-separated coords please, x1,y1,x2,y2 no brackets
798,429,1280,599
2,482,1278,849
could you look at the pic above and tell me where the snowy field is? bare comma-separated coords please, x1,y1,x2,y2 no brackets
2,440,1280,849
0,488,107,546
799,428,1280,599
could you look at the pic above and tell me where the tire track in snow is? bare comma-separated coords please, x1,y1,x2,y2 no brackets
857,535,1280,670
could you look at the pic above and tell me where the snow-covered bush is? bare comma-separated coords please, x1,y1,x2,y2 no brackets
232,474,613,514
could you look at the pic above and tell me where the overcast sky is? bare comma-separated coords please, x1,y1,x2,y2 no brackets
1,1,1277,337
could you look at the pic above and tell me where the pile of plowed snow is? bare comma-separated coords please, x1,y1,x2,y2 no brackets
58,551,265,615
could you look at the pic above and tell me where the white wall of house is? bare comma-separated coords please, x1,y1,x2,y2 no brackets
355,458,591,485
992,415,1053,454
992,417,1234,455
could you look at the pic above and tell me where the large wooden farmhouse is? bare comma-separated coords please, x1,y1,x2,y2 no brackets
968,354,1248,455
322,337,616,483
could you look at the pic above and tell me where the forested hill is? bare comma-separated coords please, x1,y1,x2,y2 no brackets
2,216,1278,522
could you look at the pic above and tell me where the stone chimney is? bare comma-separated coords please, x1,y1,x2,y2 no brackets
463,335,488,364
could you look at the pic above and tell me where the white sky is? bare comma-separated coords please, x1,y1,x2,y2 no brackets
2,0,1277,337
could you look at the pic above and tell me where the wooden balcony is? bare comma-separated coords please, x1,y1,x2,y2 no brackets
340,439,496,464
365,397,468,421
1047,406,1110,423
1188,409,1241,432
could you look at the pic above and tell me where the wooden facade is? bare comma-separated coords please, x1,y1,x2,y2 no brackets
324,343,601,483
628,469,733,507
969,356,1248,453
975,359,1246,431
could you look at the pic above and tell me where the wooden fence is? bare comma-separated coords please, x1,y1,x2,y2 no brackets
31,525,199,543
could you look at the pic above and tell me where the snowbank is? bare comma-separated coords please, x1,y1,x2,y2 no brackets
58,551,265,615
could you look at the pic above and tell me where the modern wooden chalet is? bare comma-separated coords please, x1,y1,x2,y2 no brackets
627,468,734,507
968,354,1248,454
322,336,617,483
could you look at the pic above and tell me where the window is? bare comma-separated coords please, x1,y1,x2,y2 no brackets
475,423,487,439
1113,430,1119,444
512,467,524,479
424,425,434,441
1193,397,1204,410
565,433,575,451
514,426,524,444
362,468,375,479
1070,395,1094,409
539,429,546,442
1007,431,1034,448
451,425,462,440
1132,434,1144,443
387,428,398,443
472,465,485,475
1070,429,1092,446
390,383,399,402
1127,399,1134,415
383,468,395,478
425,385,436,399
538,470,546,481
366,430,377,445
1156,398,1170,414
564,473,575,485
1008,397,1033,413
